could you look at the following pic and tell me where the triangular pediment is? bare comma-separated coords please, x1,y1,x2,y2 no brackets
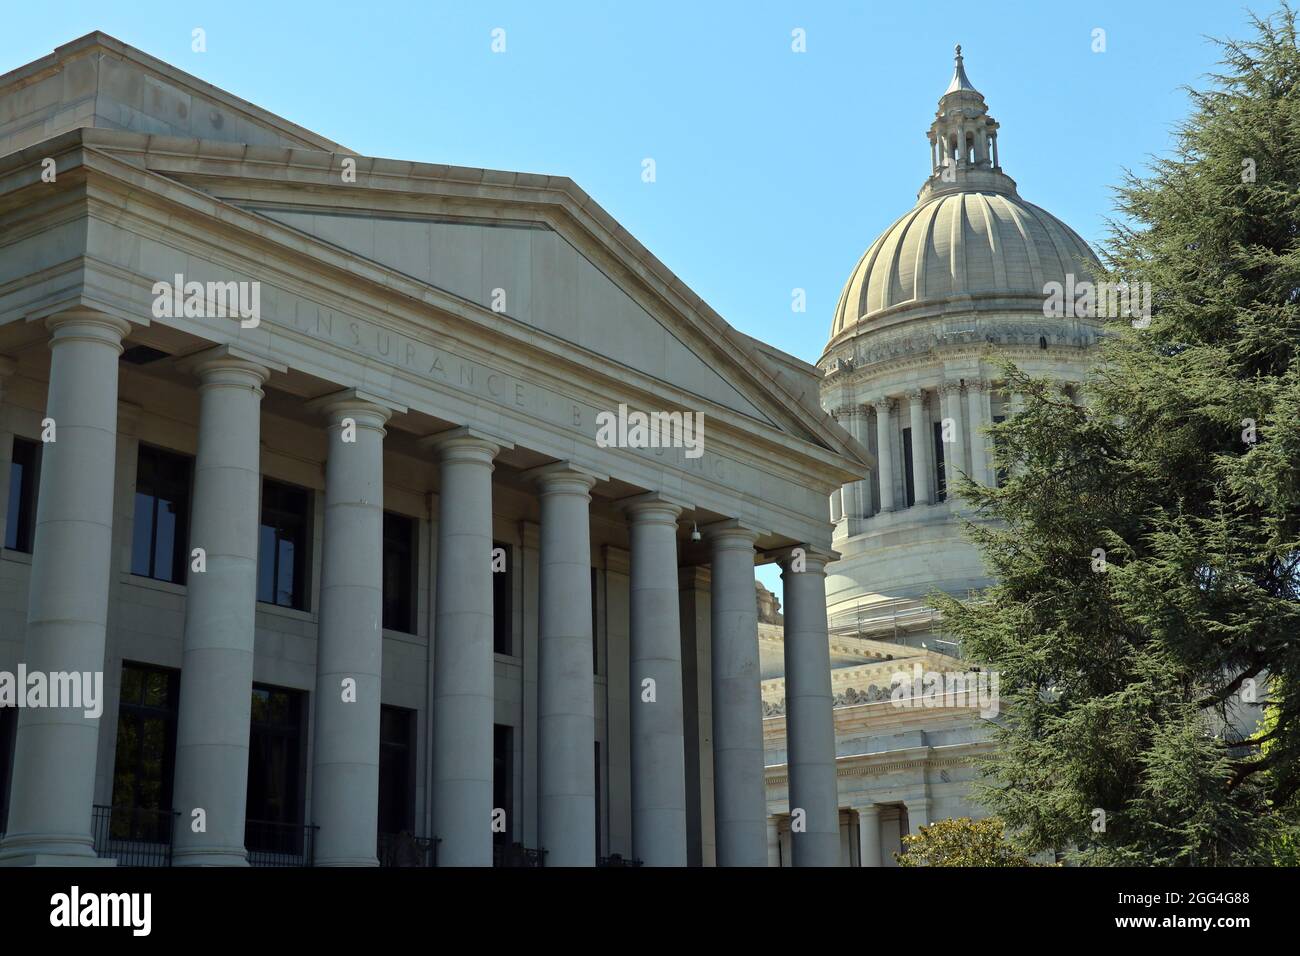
246,205,776,424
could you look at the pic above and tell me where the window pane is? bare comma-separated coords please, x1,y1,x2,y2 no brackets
382,512,415,633
131,491,156,576
492,541,512,655
5,439,40,553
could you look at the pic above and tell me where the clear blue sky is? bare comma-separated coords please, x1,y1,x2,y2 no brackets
1,0,1273,598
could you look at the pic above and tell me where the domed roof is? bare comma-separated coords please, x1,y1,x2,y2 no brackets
829,190,1097,339
828,46,1098,343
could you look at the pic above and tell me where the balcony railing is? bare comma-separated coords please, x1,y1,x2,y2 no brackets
493,841,546,867
91,805,179,867
597,853,643,867
245,819,318,867
378,831,439,867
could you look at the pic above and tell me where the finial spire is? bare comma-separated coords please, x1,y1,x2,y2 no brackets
945,42,977,95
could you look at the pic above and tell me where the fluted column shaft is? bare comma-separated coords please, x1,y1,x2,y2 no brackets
0,311,130,865
312,394,393,866
171,350,272,866
535,465,598,866
873,399,895,513
907,389,931,506
431,431,502,866
781,549,840,866
940,383,964,496
707,524,766,866
626,497,687,866
858,805,881,867
966,381,991,487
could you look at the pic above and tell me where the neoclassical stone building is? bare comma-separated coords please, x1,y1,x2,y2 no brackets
0,33,870,867
764,48,1102,865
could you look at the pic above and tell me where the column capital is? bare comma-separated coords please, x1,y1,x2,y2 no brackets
774,544,836,576
965,378,990,392
180,343,285,389
939,381,964,397
306,386,406,429
44,308,132,350
856,802,881,817
702,518,765,548
905,387,928,404
621,491,686,524
421,425,514,464
871,396,894,414
524,461,606,495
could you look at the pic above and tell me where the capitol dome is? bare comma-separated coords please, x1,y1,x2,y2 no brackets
826,45,1099,347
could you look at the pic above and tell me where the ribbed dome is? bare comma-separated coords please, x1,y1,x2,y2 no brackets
829,190,1098,339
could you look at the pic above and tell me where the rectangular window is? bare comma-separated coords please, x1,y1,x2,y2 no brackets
110,662,180,841
377,705,415,837
258,479,311,610
382,512,417,633
594,740,602,861
932,421,947,503
591,567,599,674
492,541,512,655
131,444,193,583
493,724,513,848
4,437,41,553
901,428,916,507
0,705,16,834
245,684,305,853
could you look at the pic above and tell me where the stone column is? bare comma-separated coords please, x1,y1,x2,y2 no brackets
939,382,964,496
625,495,687,866
966,380,991,487
905,798,931,833
857,804,881,867
829,488,842,524
846,406,871,518
310,390,399,866
907,389,931,506
532,463,599,867
706,522,766,867
428,428,509,866
766,817,780,867
780,548,840,867
0,309,130,866
873,399,895,513
171,347,277,867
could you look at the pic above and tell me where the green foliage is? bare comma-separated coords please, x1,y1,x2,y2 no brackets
934,4,1300,865
896,816,1036,867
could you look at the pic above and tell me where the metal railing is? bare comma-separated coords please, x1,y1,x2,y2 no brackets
493,841,546,867
827,597,944,645
91,805,179,867
245,819,318,867
597,853,643,867
378,831,439,867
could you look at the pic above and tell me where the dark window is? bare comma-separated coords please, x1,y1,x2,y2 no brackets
0,705,16,834
110,663,180,841
493,724,513,847
591,567,599,674
492,541,512,655
131,444,192,583
901,428,916,507
932,421,947,503
378,705,415,836
992,415,1008,487
258,479,311,610
382,512,416,633
4,437,40,553
594,740,602,861
245,684,305,853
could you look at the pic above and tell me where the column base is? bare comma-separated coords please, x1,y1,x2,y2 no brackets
0,853,117,868
314,856,380,867
172,847,251,867
0,833,110,867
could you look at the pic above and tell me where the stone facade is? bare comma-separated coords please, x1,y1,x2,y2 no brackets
0,34,870,867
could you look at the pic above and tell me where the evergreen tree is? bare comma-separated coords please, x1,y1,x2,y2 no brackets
934,4,1300,865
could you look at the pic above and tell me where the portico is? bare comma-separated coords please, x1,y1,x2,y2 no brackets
0,34,869,867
